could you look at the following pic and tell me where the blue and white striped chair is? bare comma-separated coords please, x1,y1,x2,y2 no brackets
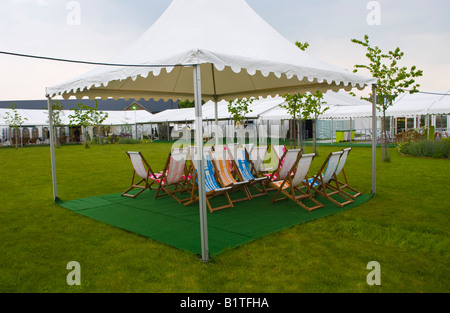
230,146,268,198
184,148,234,213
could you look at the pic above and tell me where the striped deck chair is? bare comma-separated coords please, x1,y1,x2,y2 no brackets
272,145,287,163
184,153,233,213
122,151,161,198
264,145,291,181
326,148,362,199
170,146,192,185
266,148,296,184
214,144,235,173
209,147,252,203
308,151,353,207
232,146,268,198
269,151,323,212
154,151,190,204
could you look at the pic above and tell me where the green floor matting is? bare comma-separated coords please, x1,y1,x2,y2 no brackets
58,189,372,257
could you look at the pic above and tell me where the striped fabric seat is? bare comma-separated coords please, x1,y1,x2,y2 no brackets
183,152,234,213
269,151,324,212
154,151,190,204
232,147,268,197
209,146,252,203
270,180,290,190
204,155,227,193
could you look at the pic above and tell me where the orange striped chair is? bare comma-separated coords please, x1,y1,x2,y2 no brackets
209,147,252,203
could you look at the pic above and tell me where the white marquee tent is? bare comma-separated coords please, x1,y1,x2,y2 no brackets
0,108,154,144
0,108,153,127
258,91,372,120
149,96,288,123
386,91,450,117
45,0,376,261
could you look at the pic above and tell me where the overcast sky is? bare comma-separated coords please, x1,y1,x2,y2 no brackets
0,0,449,101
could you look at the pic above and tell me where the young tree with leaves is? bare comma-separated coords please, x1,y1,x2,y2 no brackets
3,103,28,150
68,100,108,148
280,93,303,149
302,91,329,154
46,100,65,148
295,41,309,51
227,98,254,126
280,91,328,152
351,34,423,161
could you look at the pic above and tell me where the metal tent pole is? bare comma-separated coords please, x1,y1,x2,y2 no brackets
46,95,58,201
371,84,377,194
193,64,209,262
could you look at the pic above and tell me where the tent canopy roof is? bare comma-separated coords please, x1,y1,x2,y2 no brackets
386,91,450,117
47,0,374,102
0,109,153,127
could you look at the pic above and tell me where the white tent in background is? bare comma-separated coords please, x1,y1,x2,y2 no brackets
258,91,372,120
45,0,376,261
386,91,450,117
0,109,153,127
150,97,287,123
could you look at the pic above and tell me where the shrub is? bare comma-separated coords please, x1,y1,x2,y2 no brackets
398,140,450,159
106,136,120,144
140,139,153,144
118,137,141,145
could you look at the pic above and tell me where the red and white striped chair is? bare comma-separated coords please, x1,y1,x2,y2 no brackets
154,150,191,204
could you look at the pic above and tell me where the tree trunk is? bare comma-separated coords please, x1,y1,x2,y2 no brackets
299,119,304,151
15,127,19,150
382,108,390,162
98,125,102,145
313,119,318,155
84,128,90,149
290,118,295,149
53,126,60,149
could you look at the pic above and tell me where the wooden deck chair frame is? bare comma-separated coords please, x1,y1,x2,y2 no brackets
184,153,234,213
308,151,353,207
154,151,191,204
248,145,269,177
208,148,252,203
231,146,268,198
269,151,324,212
326,148,362,199
122,151,160,198
265,148,290,191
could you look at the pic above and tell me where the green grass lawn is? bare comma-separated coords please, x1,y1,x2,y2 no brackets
0,142,448,293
